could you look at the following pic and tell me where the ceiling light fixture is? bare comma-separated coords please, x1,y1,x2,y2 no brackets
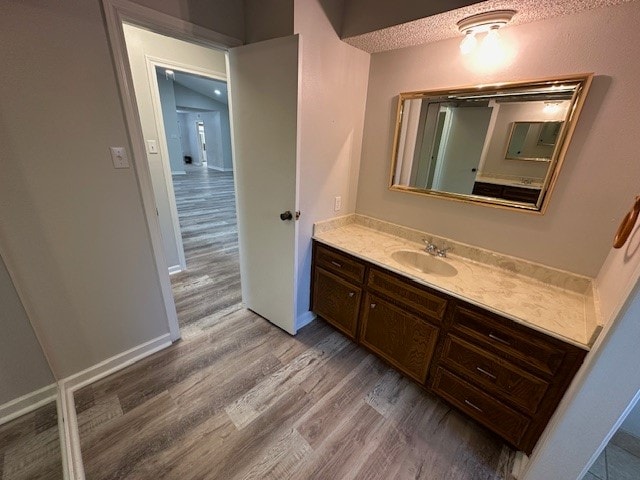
457,10,516,56
165,69,175,80
214,89,221,95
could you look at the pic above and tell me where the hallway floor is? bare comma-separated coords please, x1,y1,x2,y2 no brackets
169,165,242,336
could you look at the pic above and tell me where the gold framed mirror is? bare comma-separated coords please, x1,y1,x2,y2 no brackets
389,74,593,213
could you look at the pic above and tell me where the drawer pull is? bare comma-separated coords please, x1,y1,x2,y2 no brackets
331,260,342,268
464,399,484,413
476,366,497,380
348,292,355,298
488,333,511,346
370,303,377,309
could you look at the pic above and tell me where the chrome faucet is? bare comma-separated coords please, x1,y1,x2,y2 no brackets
422,239,451,258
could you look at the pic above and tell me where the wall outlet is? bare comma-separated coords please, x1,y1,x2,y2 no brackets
334,196,342,212
109,147,130,169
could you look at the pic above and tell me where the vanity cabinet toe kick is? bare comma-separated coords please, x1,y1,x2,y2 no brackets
310,240,587,454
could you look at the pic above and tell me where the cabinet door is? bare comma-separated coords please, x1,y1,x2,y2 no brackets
360,294,439,383
312,267,362,340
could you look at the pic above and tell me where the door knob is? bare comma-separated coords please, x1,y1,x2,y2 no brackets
280,210,293,221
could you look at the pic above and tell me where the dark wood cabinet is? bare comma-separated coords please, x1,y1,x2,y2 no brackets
311,240,586,454
472,181,541,204
360,294,439,383
312,267,362,340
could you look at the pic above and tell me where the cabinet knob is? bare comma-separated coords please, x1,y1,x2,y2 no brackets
370,303,376,309
348,292,355,298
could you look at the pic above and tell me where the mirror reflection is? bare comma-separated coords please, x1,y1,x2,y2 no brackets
390,75,592,211
0,254,62,480
506,121,563,161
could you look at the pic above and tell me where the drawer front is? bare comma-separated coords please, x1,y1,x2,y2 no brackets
315,243,365,284
451,306,566,377
313,267,362,340
432,368,530,447
501,185,541,203
360,294,439,383
440,335,549,415
367,268,447,322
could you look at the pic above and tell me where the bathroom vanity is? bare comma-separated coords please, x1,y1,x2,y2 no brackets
311,215,599,454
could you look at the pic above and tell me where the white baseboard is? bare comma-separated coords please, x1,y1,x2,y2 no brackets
171,170,186,175
0,383,58,426
207,165,233,172
168,264,183,275
59,333,172,480
296,311,316,331
511,451,529,479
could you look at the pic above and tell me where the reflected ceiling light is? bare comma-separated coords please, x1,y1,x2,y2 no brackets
457,10,516,55
214,89,221,95
543,102,562,114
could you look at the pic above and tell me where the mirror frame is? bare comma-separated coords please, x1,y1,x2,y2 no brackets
389,73,593,214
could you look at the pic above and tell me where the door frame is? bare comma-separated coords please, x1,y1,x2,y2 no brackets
145,55,228,274
102,0,241,345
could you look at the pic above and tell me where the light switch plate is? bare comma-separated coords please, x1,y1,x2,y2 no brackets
110,147,130,169
334,196,342,211
147,139,158,154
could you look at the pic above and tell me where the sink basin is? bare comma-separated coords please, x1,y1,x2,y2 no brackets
391,250,458,277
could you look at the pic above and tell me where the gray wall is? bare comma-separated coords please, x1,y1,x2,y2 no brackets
0,0,171,377
245,0,293,43
156,72,186,173
355,2,640,277
174,84,233,171
0,255,54,405
131,0,244,41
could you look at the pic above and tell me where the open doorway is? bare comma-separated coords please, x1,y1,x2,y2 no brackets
123,24,241,336
582,392,640,479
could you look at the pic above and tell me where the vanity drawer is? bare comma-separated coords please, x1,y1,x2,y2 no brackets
315,243,365,284
312,267,362,340
451,306,566,377
367,268,448,322
432,367,530,447
360,294,439,384
440,335,549,415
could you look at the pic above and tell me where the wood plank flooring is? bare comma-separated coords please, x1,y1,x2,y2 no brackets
75,314,515,479
169,165,242,336
0,401,62,479
75,164,516,479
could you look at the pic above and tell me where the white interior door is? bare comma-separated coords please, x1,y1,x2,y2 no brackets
228,35,300,335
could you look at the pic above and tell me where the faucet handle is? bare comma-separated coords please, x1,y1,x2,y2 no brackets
438,244,452,257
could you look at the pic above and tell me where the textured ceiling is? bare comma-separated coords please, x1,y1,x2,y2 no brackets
343,0,637,53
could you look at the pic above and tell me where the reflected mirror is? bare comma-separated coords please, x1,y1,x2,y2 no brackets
390,74,592,212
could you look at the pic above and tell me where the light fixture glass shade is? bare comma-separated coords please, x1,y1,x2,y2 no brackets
481,27,501,53
460,32,477,55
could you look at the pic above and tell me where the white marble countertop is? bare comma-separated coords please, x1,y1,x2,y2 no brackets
475,175,544,190
313,216,601,350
